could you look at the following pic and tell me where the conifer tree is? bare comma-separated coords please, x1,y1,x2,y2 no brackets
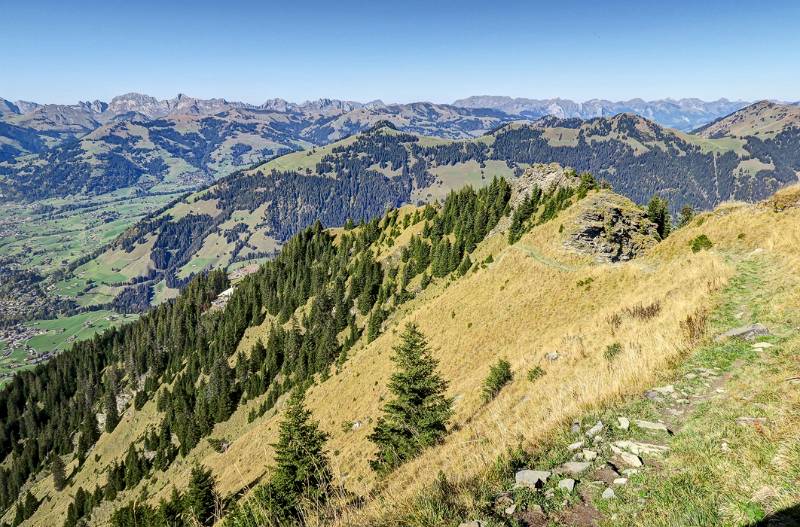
51,454,66,491
23,491,38,520
367,308,385,343
77,412,99,460
646,195,671,239
183,464,218,527
250,339,266,373
369,323,453,475
104,383,120,433
63,503,77,527
456,254,472,276
677,204,695,227
124,444,144,489
270,387,332,516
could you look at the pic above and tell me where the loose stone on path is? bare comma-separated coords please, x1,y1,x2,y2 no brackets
515,470,550,488
585,421,604,438
635,419,671,433
558,478,576,493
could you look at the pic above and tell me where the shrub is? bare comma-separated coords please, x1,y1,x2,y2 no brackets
623,301,661,320
681,309,708,345
482,359,513,403
527,366,545,382
604,343,622,361
690,234,713,253
206,438,227,453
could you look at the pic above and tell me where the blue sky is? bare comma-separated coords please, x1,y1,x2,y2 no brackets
2,0,798,104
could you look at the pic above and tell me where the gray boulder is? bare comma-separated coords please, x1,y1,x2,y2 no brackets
585,420,604,438
559,461,592,475
558,478,576,493
715,323,770,342
515,469,550,488
635,419,671,433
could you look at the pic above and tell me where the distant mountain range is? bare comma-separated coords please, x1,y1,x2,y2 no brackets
0,93,764,134
0,93,507,139
3,94,799,320
451,96,754,131
2,92,787,202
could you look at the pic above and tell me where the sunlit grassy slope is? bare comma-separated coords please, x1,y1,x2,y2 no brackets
15,184,800,527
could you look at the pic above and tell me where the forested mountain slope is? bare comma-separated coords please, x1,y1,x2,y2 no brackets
68,103,800,317
4,168,800,527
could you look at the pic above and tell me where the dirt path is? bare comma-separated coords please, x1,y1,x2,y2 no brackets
511,242,577,272
492,254,800,527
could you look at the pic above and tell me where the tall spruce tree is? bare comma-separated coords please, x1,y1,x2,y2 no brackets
123,444,144,489
183,464,218,527
271,387,332,517
51,454,66,491
646,195,671,239
76,412,99,460
104,383,120,433
369,323,453,475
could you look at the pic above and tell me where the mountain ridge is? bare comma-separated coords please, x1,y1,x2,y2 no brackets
452,95,752,131
1,93,762,132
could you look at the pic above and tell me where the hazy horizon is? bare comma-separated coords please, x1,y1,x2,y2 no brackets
2,0,798,105
0,92,763,108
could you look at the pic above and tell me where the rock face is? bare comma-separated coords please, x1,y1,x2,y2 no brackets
565,191,660,262
491,163,581,235
515,163,581,198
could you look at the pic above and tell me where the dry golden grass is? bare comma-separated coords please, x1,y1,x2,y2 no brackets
19,185,800,527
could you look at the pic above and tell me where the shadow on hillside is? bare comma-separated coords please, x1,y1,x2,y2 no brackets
747,503,800,526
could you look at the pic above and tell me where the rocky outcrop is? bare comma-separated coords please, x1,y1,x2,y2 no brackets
512,163,580,203
491,163,580,235
565,191,660,262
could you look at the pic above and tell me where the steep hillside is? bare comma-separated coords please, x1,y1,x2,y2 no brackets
694,100,800,139
6,173,800,527
56,125,520,314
